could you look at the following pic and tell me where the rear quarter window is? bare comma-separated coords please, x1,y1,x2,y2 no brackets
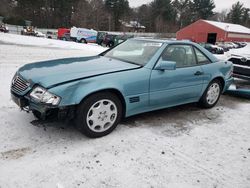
194,48,211,64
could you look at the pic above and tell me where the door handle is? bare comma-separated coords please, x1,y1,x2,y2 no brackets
194,71,204,76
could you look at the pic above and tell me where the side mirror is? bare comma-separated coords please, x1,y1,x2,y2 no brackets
155,60,176,70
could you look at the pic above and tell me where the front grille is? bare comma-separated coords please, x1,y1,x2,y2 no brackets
11,76,29,94
229,57,250,67
233,66,250,77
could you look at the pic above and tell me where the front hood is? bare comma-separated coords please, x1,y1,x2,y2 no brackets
18,56,140,88
231,54,250,59
230,47,250,59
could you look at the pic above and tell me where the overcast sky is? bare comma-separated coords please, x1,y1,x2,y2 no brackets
128,0,250,11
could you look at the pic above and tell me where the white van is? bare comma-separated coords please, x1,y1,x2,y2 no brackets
70,27,97,43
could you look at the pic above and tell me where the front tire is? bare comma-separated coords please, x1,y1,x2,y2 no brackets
199,80,222,108
75,92,122,138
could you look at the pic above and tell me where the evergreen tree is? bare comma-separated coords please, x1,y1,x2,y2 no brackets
150,0,175,32
227,1,244,24
136,4,154,32
241,8,250,27
0,0,15,17
105,0,129,31
0,0,248,31
151,0,174,21
191,0,215,20
172,0,193,28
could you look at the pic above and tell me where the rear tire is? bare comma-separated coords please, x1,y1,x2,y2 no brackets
199,79,222,108
80,38,87,44
75,92,122,138
32,110,42,120
107,42,114,48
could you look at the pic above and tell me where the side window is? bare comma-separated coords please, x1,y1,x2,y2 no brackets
161,45,197,68
194,48,211,64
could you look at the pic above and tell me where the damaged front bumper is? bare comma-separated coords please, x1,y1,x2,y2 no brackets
11,92,75,120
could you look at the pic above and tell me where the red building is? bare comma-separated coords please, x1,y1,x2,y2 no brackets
176,19,250,43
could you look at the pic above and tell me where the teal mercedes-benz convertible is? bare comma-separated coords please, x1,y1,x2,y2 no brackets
11,38,233,137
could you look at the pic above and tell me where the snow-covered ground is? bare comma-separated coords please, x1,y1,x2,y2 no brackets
0,32,106,53
0,33,250,188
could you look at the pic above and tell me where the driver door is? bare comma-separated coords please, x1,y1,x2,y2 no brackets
149,44,204,107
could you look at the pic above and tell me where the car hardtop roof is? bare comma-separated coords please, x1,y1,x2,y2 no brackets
125,38,219,63
131,37,196,45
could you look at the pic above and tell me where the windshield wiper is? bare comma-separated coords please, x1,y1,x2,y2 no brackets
122,60,142,66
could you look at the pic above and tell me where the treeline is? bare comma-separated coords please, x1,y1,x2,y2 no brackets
0,0,249,32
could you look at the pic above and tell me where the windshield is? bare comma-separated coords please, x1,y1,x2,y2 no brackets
103,40,163,66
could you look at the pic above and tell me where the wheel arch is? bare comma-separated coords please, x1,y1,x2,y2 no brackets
199,76,225,108
79,88,126,118
211,76,225,92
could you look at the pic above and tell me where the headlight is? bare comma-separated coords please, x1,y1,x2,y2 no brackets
30,86,61,105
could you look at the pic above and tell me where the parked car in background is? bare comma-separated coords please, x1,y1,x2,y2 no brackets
96,31,106,45
233,42,247,48
21,26,45,37
46,31,58,39
57,28,70,40
10,39,233,138
215,42,230,52
216,41,247,52
114,34,134,46
199,43,224,54
232,42,241,48
70,27,97,43
225,42,238,49
102,34,117,47
96,32,117,47
97,32,133,47
0,24,9,33
239,42,247,47
228,53,250,81
35,31,45,38
21,26,36,36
